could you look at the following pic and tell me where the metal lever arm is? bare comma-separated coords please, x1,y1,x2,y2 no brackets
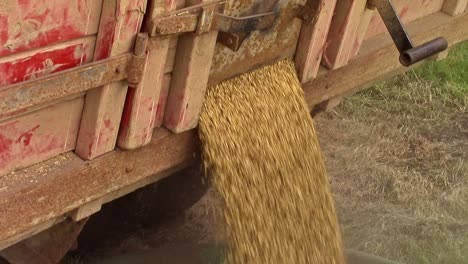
368,0,448,66
150,0,276,36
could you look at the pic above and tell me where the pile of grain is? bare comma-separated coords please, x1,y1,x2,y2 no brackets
199,59,345,263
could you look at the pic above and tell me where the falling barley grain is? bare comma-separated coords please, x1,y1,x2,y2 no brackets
199,59,344,264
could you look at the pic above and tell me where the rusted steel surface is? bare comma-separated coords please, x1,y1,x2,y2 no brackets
208,0,303,85
0,129,198,248
149,1,223,35
0,54,130,120
127,33,149,87
153,14,200,35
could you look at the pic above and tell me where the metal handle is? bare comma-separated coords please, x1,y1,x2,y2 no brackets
368,0,448,66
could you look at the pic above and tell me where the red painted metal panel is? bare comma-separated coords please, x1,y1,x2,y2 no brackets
75,0,148,159
0,0,102,57
0,0,102,176
0,37,95,87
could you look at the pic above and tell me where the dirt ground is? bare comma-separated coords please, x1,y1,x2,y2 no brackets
64,44,467,264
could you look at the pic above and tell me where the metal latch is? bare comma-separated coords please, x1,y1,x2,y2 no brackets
148,0,277,51
368,0,448,66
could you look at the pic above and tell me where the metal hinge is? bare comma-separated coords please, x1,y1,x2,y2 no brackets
367,0,448,66
0,33,150,120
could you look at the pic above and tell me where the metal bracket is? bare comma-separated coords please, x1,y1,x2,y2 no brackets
1,34,151,119
368,0,448,66
128,33,149,88
149,0,277,51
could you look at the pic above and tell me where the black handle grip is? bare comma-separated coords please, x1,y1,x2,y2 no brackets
400,37,448,66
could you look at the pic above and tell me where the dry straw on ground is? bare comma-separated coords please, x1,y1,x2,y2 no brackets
199,59,344,263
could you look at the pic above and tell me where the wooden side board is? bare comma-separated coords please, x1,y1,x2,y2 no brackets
0,9,467,252
0,0,102,177
304,11,468,107
76,0,147,159
295,0,338,83
0,36,96,88
117,0,182,150
443,0,468,16
364,0,445,39
325,0,447,67
163,0,219,133
323,0,368,70
0,97,84,177
0,0,102,57
0,129,198,250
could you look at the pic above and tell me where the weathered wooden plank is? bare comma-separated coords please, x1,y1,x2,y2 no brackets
70,198,103,222
0,129,198,248
0,97,84,176
0,217,67,252
323,0,368,69
154,73,173,128
0,0,102,57
365,0,445,39
0,54,129,120
117,0,178,150
164,0,218,133
443,0,468,16
76,0,147,159
295,0,337,83
350,8,375,58
305,12,468,108
164,39,179,74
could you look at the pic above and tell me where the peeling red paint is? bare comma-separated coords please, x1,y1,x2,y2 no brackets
155,93,168,126
95,21,116,60
16,125,40,147
0,42,90,87
88,142,94,157
0,0,95,56
120,87,136,138
0,99,82,175
165,0,177,9
36,135,61,155
97,131,108,146
104,119,112,129
0,134,13,154
400,6,409,18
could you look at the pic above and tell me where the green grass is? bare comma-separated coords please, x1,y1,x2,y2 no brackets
345,41,468,116
414,42,468,88
318,41,468,264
